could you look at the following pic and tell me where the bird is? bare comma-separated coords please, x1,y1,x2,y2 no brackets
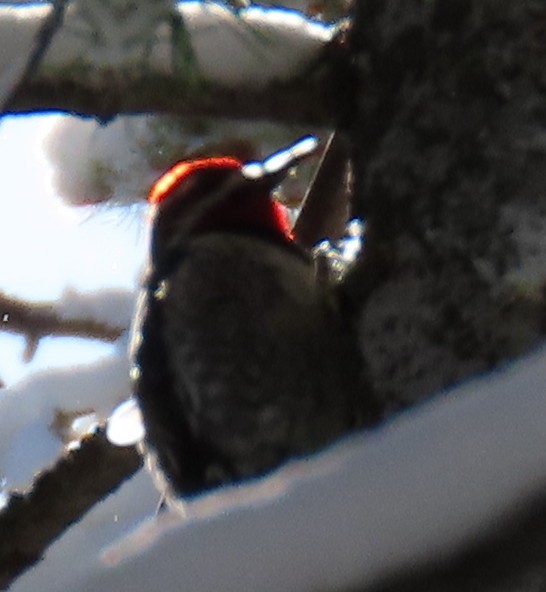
130,137,367,500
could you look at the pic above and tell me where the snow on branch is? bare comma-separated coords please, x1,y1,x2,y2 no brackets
0,290,128,361
0,2,346,124
0,429,141,590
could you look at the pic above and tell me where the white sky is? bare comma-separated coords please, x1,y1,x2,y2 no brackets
0,113,146,384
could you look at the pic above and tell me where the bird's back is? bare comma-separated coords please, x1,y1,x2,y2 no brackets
134,232,362,497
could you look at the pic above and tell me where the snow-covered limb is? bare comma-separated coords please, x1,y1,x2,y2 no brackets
0,289,130,361
10,345,546,592
0,349,131,492
0,430,141,591
0,2,343,124
56,288,134,331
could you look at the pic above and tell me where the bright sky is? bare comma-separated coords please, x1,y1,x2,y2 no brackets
0,113,146,385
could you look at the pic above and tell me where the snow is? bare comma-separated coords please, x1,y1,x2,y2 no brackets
9,344,546,592
44,116,162,206
59,0,173,67
0,347,131,492
56,287,135,329
178,3,334,87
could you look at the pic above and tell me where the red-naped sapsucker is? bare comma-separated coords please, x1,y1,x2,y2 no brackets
131,138,366,499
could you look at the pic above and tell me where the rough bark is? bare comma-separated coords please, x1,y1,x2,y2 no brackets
346,0,546,411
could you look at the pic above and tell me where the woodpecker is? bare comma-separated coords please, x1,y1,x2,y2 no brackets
131,138,366,499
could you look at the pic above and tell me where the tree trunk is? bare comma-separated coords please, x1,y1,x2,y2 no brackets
346,0,546,411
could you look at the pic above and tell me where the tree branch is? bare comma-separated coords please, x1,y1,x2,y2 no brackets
0,292,125,361
0,3,347,125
